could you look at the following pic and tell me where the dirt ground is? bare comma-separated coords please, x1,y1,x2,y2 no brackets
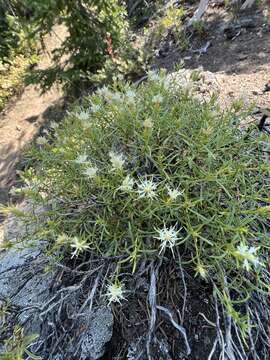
155,3,270,109
0,25,68,243
0,25,67,205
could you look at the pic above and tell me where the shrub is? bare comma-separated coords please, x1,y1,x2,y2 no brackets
0,1,33,60
143,4,189,58
0,52,38,111
24,0,129,92
125,0,160,27
0,1,37,111
20,72,270,347
0,325,39,360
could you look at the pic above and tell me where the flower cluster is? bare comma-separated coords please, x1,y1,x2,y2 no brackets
36,136,48,146
109,151,125,171
155,225,180,253
106,281,126,304
96,86,137,105
56,234,90,258
235,243,262,271
72,146,185,253
118,175,134,192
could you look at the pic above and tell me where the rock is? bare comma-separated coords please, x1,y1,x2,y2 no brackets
237,54,248,61
263,83,270,93
79,307,114,360
3,200,45,242
0,201,114,359
223,17,257,40
237,17,257,29
0,245,51,305
0,209,53,340
0,201,51,308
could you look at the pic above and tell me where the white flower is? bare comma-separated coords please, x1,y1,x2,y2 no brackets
162,78,170,90
76,110,90,121
70,237,90,258
97,87,122,102
50,121,59,129
36,136,48,145
152,94,163,104
109,151,125,171
235,243,261,271
148,70,160,81
119,175,134,192
143,118,153,129
195,263,208,279
111,92,122,102
91,104,101,113
9,186,19,196
117,74,124,81
106,282,125,304
56,233,69,245
96,86,110,98
74,154,88,165
155,225,180,252
81,120,92,129
167,187,183,201
126,90,136,103
39,191,47,200
137,179,157,199
83,166,98,178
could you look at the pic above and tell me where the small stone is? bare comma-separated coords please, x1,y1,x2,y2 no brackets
238,54,248,61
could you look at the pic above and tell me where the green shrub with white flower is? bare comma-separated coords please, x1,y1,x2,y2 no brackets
20,71,270,342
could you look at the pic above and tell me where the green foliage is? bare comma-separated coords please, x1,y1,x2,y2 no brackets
191,20,207,38
0,326,40,360
0,52,38,111
144,4,189,56
0,1,37,110
0,1,32,60
0,1,19,59
22,72,270,339
125,0,161,27
25,0,129,92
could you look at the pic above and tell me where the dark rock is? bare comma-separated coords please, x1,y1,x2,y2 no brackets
0,201,114,360
237,17,257,29
0,208,53,342
223,17,257,40
263,83,270,93
79,307,114,360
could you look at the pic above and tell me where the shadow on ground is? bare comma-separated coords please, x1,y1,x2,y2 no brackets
0,97,67,208
155,7,270,76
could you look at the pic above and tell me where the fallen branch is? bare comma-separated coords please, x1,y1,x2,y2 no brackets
241,0,256,10
188,0,209,26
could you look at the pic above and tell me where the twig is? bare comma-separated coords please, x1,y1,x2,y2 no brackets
157,305,191,355
146,263,157,360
